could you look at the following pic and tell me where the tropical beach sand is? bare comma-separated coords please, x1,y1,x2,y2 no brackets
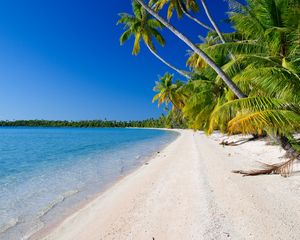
39,130,300,240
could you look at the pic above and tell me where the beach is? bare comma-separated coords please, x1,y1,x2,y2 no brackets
38,130,300,240
2,0,299,239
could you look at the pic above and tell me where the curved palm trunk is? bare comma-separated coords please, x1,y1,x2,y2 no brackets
200,0,236,61
136,0,246,98
135,1,299,177
178,0,213,31
146,45,191,79
200,0,226,43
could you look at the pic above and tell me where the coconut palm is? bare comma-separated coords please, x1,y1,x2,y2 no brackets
183,35,233,131
199,0,226,43
149,0,213,31
152,73,187,128
181,79,224,130
207,0,300,132
171,0,300,175
135,0,246,98
152,73,186,110
117,1,190,78
186,32,231,71
204,0,300,175
149,0,227,43
132,0,300,176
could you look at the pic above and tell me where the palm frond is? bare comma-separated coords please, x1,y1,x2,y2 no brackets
208,97,300,134
228,109,300,135
132,32,141,55
233,158,297,177
120,29,132,45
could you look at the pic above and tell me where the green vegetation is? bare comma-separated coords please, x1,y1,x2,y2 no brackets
117,1,190,78
0,117,173,128
119,0,300,176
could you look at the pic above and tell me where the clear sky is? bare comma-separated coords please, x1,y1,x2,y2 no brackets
0,0,233,121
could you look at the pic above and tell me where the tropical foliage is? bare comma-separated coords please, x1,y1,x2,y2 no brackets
152,73,186,110
117,1,165,55
152,73,187,128
120,0,300,176
117,0,190,78
149,0,199,20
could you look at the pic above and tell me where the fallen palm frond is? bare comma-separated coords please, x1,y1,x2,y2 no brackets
233,157,299,177
233,134,300,177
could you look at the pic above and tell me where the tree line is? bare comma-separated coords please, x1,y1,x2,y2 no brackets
0,115,185,129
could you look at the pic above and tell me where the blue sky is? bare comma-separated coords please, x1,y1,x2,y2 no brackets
0,0,233,121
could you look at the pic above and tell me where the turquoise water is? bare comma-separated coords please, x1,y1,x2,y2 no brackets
0,127,178,240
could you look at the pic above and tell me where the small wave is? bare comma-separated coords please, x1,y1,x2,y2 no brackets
18,189,80,240
0,218,19,235
21,221,44,240
38,189,79,218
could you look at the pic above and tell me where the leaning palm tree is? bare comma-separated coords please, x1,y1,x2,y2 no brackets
156,0,300,176
205,0,300,129
149,0,227,43
199,0,226,43
149,0,213,31
183,36,232,131
117,1,190,78
205,0,300,176
141,0,300,178
135,0,246,98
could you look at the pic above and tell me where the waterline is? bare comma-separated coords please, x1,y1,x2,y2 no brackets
0,127,178,240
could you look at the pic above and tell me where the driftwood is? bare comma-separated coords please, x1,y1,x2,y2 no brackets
220,134,266,146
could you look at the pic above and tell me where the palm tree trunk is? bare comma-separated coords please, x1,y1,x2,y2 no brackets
277,136,300,158
199,0,236,60
201,0,300,173
136,0,246,98
135,0,299,176
177,0,213,31
200,0,226,43
146,44,191,79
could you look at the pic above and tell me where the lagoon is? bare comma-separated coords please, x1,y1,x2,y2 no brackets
0,127,177,240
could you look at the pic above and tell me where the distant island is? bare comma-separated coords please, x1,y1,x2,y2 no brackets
0,117,177,128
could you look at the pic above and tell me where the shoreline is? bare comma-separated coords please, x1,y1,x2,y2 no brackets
37,130,300,239
30,129,181,240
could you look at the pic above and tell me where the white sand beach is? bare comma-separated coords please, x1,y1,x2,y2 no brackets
39,130,300,240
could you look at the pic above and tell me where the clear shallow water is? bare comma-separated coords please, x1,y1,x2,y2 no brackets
0,127,178,240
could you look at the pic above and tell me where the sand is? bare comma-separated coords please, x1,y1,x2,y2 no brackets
40,130,300,240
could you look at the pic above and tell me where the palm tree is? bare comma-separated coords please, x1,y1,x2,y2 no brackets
182,79,224,130
153,73,187,128
149,0,213,31
183,35,232,131
156,0,300,176
135,0,246,98
207,0,300,131
199,0,226,43
152,73,186,110
186,33,230,70
131,0,300,176
149,0,227,43
205,0,300,175
117,1,190,78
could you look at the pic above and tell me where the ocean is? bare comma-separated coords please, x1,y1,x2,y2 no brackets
0,127,178,240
